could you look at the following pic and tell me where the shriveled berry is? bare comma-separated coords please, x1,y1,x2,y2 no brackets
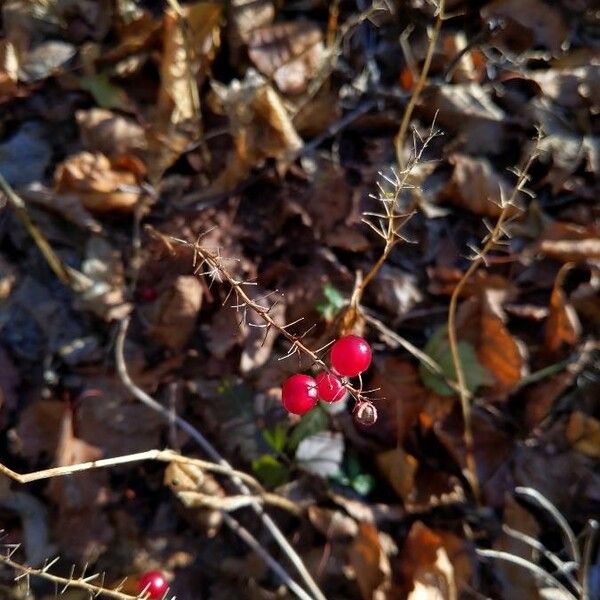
315,372,346,403
138,570,169,599
330,335,372,377
354,401,377,426
282,374,318,415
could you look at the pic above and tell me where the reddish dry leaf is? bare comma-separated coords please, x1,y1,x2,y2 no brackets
523,371,574,431
439,153,522,218
248,21,324,95
427,266,516,298
566,411,600,458
148,275,203,350
545,266,581,353
400,522,457,600
348,522,392,600
54,151,144,212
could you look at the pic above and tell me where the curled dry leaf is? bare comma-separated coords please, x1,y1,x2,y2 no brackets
349,522,392,600
54,151,145,213
248,21,324,95
76,108,147,157
158,2,221,128
148,275,203,350
545,265,581,354
439,153,522,218
208,71,302,194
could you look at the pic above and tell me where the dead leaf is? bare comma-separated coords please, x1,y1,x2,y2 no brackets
207,70,303,195
439,153,522,218
349,522,392,600
376,447,418,504
248,21,324,95
227,0,274,55
482,0,569,54
400,522,457,600
523,371,574,431
566,411,600,458
538,222,600,264
148,275,203,350
545,265,581,353
54,151,144,213
76,108,147,157
158,2,221,128
457,290,525,396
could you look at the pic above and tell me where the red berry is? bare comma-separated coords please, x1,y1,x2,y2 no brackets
315,372,346,403
138,286,158,302
282,374,318,415
330,335,372,377
138,571,169,599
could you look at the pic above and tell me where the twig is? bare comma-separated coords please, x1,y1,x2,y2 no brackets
515,487,581,565
115,318,324,600
0,552,149,600
447,143,539,501
394,0,445,170
476,549,579,600
581,520,598,600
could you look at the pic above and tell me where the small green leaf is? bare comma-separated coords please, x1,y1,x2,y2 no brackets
79,73,130,110
317,284,346,321
352,473,375,496
263,423,288,453
420,326,490,396
252,455,289,487
287,404,328,451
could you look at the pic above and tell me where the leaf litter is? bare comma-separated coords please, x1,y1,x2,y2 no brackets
0,0,599,599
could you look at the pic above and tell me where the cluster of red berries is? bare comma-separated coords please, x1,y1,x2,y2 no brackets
281,335,372,415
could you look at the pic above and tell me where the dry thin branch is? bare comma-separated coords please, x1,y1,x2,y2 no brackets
394,0,445,170
447,143,539,501
0,552,152,600
115,318,323,600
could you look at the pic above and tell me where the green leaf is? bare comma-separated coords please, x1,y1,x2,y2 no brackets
317,284,346,321
352,473,375,496
251,455,289,488
79,74,130,111
263,423,288,453
287,405,328,451
420,326,490,396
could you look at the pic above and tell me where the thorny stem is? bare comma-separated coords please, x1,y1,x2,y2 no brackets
394,0,445,170
447,145,539,502
149,227,371,408
115,319,324,600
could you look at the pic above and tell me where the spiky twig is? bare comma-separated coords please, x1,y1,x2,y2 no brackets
447,142,540,500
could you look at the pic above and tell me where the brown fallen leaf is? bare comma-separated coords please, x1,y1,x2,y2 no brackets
308,506,358,540
54,151,145,213
457,289,525,396
439,153,522,218
148,275,203,350
76,108,147,157
538,221,600,264
566,411,600,458
523,370,574,431
482,0,569,55
227,0,274,57
248,21,324,95
545,264,581,353
349,522,392,600
400,522,457,600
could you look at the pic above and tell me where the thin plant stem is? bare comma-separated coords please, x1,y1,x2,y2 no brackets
394,0,445,170
447,145,539,501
